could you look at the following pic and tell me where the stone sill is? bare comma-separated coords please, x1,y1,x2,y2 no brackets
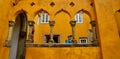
4,43,99,47
26,43,99,47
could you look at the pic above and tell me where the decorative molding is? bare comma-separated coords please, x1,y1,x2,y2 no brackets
49,21,55,26
90,21,96,27
30,2,35,6
90,2,94,7
76,9,91,19
28,21,35,26
50,2,55,7
54,9,71,17
70,21,76,27
4,43,99,47
69,2,75,7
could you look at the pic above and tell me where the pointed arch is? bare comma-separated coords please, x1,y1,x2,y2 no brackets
14,9,28,19
75,9,92,20
10,10,28,59
54,9,71,18
34,8,50,17
35,8,50,24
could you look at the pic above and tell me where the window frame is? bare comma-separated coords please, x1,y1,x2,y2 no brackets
37,12,50,24
75,11,83,24
43,34,61,43
79,37,88,44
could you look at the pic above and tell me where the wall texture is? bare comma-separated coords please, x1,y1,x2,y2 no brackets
0,0,120,59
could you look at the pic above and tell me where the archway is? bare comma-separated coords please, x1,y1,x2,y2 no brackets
54,11,71,43
10,12,28,59
34,10,50,43
75,11,92,43
54,9,71,18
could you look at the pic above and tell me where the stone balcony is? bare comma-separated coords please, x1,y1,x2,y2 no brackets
4,41,99,47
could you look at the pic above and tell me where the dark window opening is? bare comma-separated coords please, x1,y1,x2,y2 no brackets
79,37,88,44
81,40,87,43
119,32,120,38
45,35,60,43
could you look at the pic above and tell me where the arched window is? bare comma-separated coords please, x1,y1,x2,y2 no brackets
37,11,50,24
75,11,83,23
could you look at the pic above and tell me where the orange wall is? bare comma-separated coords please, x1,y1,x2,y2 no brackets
0,0,120,59
94,0,120,59
25,47,100,59
34,11,91,43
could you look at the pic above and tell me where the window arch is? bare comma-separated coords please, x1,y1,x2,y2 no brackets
54,9,71,17
37,11,50,24
75,11,83,23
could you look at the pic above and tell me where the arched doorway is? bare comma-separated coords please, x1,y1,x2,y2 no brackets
10,12,28,59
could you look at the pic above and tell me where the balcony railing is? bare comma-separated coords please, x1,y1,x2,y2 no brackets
4,42,99,47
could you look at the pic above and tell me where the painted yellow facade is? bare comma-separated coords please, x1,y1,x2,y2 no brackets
0,0,120,59
34,11,92,43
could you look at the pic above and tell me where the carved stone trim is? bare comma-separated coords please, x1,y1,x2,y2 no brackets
4,43,99,47
70,21,76,27
90,21,96,27
49,21,55,43
28,21,35,26
9,21,15,27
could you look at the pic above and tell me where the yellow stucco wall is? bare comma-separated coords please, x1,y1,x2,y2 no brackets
34,11,92,43
0,0,120,59
25,47,100,59
94,0,120,59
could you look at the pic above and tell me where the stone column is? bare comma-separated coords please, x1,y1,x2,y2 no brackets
70,21,77,43
49,21,55,43
27,21,35,43
5,21,15,45
90,21,98,45
88,29,93,43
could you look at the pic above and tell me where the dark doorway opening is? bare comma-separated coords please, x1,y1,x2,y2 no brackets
45,34,60,43
10,11,27,59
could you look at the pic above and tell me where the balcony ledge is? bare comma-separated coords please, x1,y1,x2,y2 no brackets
4,42,99,47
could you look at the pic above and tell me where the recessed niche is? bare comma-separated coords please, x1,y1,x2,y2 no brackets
118,9,120,12
31,2,35,6
12,2,16,6
90,2,94,7
50,2,55,7
69,2,75,7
